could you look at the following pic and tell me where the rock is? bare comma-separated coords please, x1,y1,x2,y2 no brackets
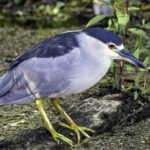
64,94,121,129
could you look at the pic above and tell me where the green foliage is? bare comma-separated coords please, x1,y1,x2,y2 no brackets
142,22,150,29
39,2,65,16
128,6,140,12
37,2,71,27
143,57,150,67
86,14,108,28
128,28,148,40
116,11,129,32
134,91,138,100
86,0,150,100
11,0,23,5
39,2,64,15
133,48,140,59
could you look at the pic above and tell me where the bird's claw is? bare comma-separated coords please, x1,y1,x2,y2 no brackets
44,123,73,146
52,131,73,146
59,122,96,144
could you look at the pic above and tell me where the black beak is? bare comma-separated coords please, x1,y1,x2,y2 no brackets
118,49,145,69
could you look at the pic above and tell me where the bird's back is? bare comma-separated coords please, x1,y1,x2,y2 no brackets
0,31,81,105
9,31,79,70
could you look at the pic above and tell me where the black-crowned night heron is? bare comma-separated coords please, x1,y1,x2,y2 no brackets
0,27,145,145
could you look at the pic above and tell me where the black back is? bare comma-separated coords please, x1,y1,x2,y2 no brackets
9,31,79,70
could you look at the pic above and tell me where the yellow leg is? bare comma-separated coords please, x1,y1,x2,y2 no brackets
51,98,96,144
35,99,73,146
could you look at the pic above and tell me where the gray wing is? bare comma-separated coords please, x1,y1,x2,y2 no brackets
9,31,79,70
0,48,79,104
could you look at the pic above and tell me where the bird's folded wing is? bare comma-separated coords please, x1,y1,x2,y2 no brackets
9,31,79,70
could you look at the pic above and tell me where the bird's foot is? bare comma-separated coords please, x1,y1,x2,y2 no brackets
44,123,73,146
58,122,96,144
50,98,96,145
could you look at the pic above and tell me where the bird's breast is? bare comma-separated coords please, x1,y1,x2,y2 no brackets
66,57,111,95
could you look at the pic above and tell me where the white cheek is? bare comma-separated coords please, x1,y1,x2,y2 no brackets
76,32,122,60
107,50,121,60
76,32,108,57
117,44,124,50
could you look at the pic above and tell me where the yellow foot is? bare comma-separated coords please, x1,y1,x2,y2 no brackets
51,130,73,146
50,98,96,145
59,122,96,144
44,124,73,146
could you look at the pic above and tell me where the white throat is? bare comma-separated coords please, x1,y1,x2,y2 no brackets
66,32,112,94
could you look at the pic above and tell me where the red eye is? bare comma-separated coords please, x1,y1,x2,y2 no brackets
108,44,116,49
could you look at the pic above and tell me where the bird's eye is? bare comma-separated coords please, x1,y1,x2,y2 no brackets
108,44,116,49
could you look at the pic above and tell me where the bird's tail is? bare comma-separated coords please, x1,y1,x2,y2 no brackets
0,71,13,98
0,70,36,105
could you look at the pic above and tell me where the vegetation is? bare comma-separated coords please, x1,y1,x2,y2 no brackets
86,0,150,100
0,0,87,28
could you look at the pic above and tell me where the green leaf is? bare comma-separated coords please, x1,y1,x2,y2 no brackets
143,57,150,67
116,10,130,29
123,85,133,92
110,60,114,73
114,0,124,9
128,28,148,40
128,6,140,12
100,79,108,84
140,48,149,54
53,2,64,15
14,0,22,5
142,19,145,26
134,91,138,100
108,19,112,29
56,2,65,8
139,68,146,71
133,48,139,59
16,10,23,16
110,60,118,73
140,87,148,94
46,5,52,15
137,71,144,78
135,78,139,87
39,5,45,10
113,18,119,32
143,22,150,29
125,65,136,71
86,14,108,28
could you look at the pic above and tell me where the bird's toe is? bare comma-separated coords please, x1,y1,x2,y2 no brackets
58,122,96,144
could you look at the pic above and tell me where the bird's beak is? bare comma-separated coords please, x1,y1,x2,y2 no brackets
118,49,145,69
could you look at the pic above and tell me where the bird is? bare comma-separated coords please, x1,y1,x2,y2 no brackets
0,27,145,146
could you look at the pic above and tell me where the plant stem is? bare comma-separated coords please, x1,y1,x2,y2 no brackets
125,0,128,14
119,0,128,91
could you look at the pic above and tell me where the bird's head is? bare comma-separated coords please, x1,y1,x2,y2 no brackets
83,28,145,69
